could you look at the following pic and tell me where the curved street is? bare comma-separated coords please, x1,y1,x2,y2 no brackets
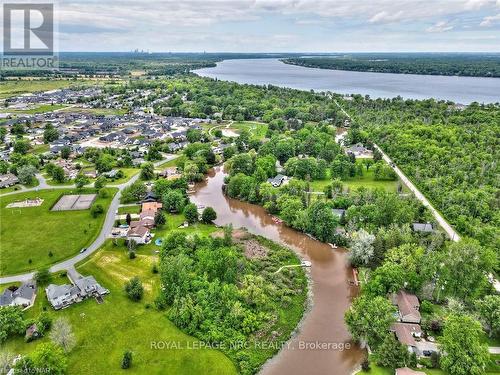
0,156,177,284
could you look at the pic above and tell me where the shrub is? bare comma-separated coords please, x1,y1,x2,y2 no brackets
124,277,143,302
201,207,217,223
34,269,51,285
90,203,104,218
121,350,132,369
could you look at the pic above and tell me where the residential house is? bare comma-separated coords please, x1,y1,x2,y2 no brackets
126,224,151,244
0,281,36,308
412,223,434,234
45,283,80,310
345,143,373,158
139,209,156,228
0,173,19,188
267,174,287,188
392,290,421,323
391,322,422,353
45,271,109,310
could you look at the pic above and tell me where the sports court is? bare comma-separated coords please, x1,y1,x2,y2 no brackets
51,194,97,211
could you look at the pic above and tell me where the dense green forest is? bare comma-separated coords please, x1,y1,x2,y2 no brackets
159,77,499,374
104,76,499,251
283,53,500,77
341,97,499,250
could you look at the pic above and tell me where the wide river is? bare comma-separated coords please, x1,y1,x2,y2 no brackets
196,58,500,104
191,167,363,375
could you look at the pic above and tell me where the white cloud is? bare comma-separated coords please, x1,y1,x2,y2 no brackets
480,13,500,25
426,21,454,32
463,0,492,10
44,0,500,51
369,11,404,24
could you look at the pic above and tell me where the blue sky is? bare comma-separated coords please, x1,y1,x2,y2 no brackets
41,0,500,52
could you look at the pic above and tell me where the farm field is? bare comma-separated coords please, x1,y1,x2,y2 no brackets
0,188,116,275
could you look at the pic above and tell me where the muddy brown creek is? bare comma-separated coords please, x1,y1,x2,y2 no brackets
190,167,364,375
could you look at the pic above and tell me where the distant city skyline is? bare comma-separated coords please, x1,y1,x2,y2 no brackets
5,0,500,52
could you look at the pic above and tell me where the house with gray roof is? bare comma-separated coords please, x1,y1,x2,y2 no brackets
0,281,36,309
412,223,434,233
45,271,109,310
267,174,287,188
0,173,19,188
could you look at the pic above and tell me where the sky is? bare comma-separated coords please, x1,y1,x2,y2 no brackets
4,0,500,52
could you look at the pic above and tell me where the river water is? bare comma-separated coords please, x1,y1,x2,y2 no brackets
195,58,500,104
190,167,363,375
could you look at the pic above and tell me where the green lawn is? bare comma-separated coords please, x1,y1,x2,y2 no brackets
0,185,24,195
32,144,50,154
0,104,67,114
0,188,116,276
155,157,180,170
231,121,268,139
1,242,237,375
309,165,400,193
108,168,140,185
117,204,141,215
0,80,85,99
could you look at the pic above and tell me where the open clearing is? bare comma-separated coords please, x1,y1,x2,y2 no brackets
0,188,116,276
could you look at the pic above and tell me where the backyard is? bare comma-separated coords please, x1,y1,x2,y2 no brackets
309,162,400,193
0,188,116,275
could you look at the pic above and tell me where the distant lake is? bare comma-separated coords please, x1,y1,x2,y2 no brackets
195,58,500,104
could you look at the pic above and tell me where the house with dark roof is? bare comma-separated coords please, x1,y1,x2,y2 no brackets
0,281,36,309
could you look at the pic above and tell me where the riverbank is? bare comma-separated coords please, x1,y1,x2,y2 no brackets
190,167,364,375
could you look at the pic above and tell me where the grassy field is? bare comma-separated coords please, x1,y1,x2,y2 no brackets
0,80,84,99
0,188,116,276
231,121,268,139
155,157,180,170
0,104,67,114
108,168,140,185
309,164,400,193
1,240,237,375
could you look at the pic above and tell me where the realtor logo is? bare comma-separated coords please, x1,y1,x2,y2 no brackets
2,2,57,69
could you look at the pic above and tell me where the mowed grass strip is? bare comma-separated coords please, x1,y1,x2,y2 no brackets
1,243,237,375
0,188,116,276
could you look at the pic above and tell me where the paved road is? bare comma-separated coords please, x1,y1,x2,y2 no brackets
372,144,460,242
0,156,178,284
